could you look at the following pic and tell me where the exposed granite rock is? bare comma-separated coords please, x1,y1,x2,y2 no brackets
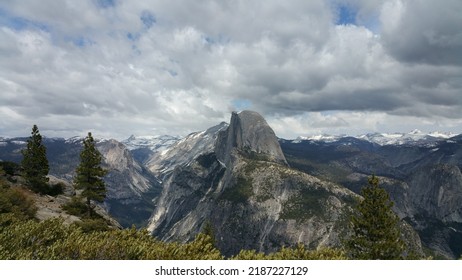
97,139,162,227
148,153,359,256
147,111,423,256
146,122,228,180
408,164,462,223
215,111,287,167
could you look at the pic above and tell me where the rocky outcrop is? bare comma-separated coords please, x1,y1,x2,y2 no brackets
215,111,287,167
96,140,162,227
408,164,462,223
148,152,359,256
146,111,424,256
280,136,462,259
98,139,160,200
146,122,228,180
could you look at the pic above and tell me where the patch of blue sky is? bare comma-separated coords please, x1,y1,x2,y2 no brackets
232,99,253,111
127,32,140,41
166,69,178,77
335,4,357,25
0,8,50,32
202,34,231,46
95,0,116,9
72,36,95,47
320,110,337,116
140,10,156,29
131,44,141,55
360,16,381,34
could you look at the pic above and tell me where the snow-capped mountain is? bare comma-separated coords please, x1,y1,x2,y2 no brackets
122,135,180,152
292,134,345,143
358,130,458,146
145,122,228,180
294,130,458,146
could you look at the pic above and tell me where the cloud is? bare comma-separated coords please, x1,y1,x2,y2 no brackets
0,0,461,140
380,0,462,66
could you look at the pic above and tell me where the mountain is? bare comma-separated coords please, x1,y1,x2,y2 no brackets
145,111,422,256
144,122,228,181
358,130,457,146
121,135,180,164
280,134,462,258
295,130,458,147
6,117,457,258
96,139,162,227
0,137,161,228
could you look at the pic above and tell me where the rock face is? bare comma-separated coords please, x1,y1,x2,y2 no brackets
147,111,422,256
97,140,162,227
280,136,462,259
122,135,180,165
408,164,462,222
146,122,228,181
215,111,287,167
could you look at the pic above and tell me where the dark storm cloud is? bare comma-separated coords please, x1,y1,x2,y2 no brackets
381,0,462,66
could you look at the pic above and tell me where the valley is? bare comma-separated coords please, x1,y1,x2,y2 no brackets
1,111,461,258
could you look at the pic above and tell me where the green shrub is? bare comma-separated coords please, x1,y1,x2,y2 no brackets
47,182,65,196
0,218,223,260
0,162,20,177
75,218,109,233
0,185,37,220
232,244,347,260
62,197,88,217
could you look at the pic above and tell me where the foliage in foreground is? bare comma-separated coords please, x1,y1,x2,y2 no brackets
0,215,222,260
0,184,37,221
0,214,349,260
231,245,347,260
0,169,421,260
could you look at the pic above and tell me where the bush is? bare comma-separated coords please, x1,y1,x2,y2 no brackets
75,218,109,233
0,185,37,220
0,162,21,177
29,182,64,196
0,218,223,260
62,197,88,217
232,244,347,260
47,182,65,196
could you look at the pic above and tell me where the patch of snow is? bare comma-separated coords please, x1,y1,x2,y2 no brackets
121,134,180,152
293,130,459,146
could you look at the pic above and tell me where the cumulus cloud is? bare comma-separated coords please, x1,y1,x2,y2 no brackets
0,0,461,139
380,0,462,66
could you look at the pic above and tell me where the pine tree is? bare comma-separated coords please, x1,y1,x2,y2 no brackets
202,220,217,248
346,175,405,259
74,132,107,217
21,125,49,193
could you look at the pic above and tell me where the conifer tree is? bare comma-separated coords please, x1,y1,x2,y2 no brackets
346,175,405,259
21,125,49,193
74,132,107,217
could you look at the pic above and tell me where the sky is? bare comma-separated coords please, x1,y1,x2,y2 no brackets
0,0,461,140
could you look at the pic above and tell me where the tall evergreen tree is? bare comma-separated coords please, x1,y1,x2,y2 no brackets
346,175,405,259
74,132,107,217
21,125,49,193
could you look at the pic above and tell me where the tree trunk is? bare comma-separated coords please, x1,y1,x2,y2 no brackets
87,196,92,218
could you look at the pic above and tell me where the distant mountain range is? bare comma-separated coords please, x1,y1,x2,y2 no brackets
1,115,461,258
292,130,458,146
